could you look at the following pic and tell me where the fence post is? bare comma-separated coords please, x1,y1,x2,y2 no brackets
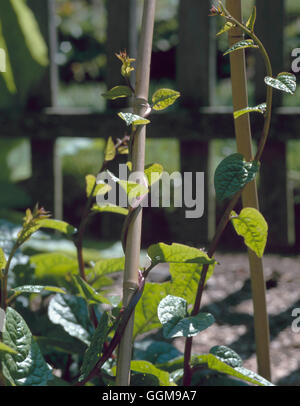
177,0,216,245
27,0,60,217
255,0,288,250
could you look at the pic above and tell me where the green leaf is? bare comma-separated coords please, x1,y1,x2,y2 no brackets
191,347,274,386
134,341,182,364
216,21,235,37
147,242,215,267
71,274,110,305
118,112,150,126
234,103,266,119
1,307,53,386
48,294,94,345
151,88,180,111
36,219,77,237
130,361,174,386
104,136,116,162
11,284,66,297
91,203,129,216
144,163,164,186
92,257,125,277
133,283,169,339
0,342,17,355
106,170,149,203
85,174,111,198
157,295,215,338
246,6,256,32
102,85,132,100
264,72,297,94
0,246,6,269
209,345,243,368
214,153,259,201
34,336,86,355
79,311,114,382
223,39,258,56
231,208,268,258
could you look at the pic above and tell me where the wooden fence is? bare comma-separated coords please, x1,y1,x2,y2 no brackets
1,0,300,252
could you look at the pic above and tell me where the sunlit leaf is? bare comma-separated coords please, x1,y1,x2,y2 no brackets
85,174,111,198
0,246,6,270
118,112,150,126
104,136,116,162
36,219,76,237
152,88,180,111
216,21,235,37
91,203,129,216
102,85,132,100
264,72,296,94
144,163,164,186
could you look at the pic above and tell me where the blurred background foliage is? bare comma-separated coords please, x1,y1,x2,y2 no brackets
0,0,300,242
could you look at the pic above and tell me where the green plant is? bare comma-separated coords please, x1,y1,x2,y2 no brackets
0,0,297,388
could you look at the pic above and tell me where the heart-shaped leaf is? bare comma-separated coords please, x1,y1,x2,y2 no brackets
152,88,180,111
214,153,259,201
264,72,296,94
231,208,268,258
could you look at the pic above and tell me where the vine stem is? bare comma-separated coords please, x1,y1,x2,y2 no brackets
115,0,156,386
183,1,273,385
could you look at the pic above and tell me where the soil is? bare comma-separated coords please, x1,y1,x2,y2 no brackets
115,251,300,386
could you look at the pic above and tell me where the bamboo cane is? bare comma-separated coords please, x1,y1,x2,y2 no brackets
115,0,156,386
226,0,271,380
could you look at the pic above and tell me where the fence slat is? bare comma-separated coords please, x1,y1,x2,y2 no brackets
255,0,288,250
177,0,216,244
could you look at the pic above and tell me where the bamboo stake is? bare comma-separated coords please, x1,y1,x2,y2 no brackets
115,0,156,386
226,0,271,380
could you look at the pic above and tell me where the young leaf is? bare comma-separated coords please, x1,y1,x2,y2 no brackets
264,72,296,94
214,153,259,201
102,85,132,100
118,112,150,126
85,174,111,198
234,103,266,119
0,246,6,270
79,311,114,382
216,21,235,37
106,170,149,204
36,219,77,237
246,6,256,32
71,274,110,305
1,307,53,386
104,136,116,162
91,203,129,216
151,88,180,111
48,294,94,345
231,208,268,258
11,284,66,296
223,39,258,56
147,242,216,267
157,295,215,338
144,163,164,186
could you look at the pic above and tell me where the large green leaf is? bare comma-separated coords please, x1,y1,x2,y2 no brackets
147,242,215,267
231,208,268,257
48,294,94,345
79,311,114,383
157,295,215,338
264,72,296,94
134,340,182,364
223,39,258,56
214,153,259,201
1,307,53,386
151,88,180,111
102,85,132,100
191,346,274,386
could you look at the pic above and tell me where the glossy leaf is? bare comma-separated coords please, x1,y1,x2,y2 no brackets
36,219,76,237
48,294,94,345
102,85,132,100
157,295,215,338
130,361,174,386
231,208,268,258
104,136,116,162
147,242,215,267
214,153,259,201
79,311,114,382
144,163,164,186
246,6,256,32
223,39,258,56
1,307,53,386
91,203,129,216
11,284,66,296
151,88,180,111
264,72,296,94
209,345,243,368
216,21,235,37
118,112,150,126
85,174,111,198
0,246,6,269
234,103,266,119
